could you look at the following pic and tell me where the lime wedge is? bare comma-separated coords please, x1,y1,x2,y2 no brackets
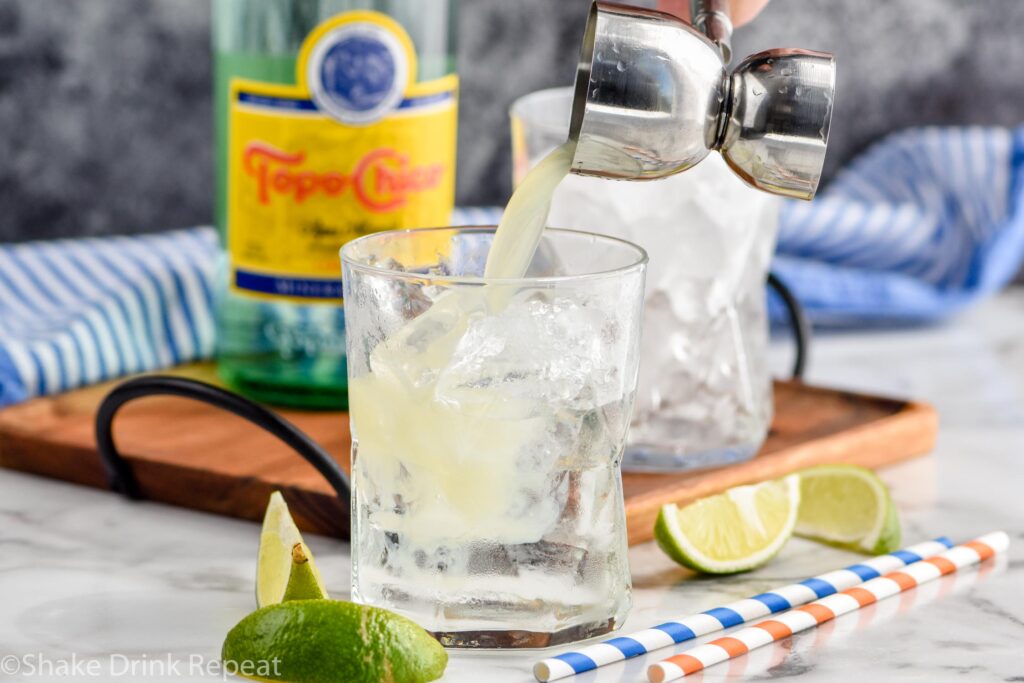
222,599,447,683
257,492,328,607
654,475,801,574
795,464,901,554
281,541,328,602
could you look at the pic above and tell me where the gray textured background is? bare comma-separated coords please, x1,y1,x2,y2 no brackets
2,0,1024,241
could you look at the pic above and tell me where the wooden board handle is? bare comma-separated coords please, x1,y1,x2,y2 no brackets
95,375,352,512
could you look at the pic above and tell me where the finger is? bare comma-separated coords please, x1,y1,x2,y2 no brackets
656,0,691,22
656,0,771,28
731,0,771,26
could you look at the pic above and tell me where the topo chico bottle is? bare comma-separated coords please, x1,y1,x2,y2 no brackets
212,0,458,408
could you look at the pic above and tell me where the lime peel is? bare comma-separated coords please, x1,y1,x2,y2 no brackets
281,541,329,602
222,599,447,683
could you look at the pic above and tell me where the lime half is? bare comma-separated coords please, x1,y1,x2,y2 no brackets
222,599,447,683
655,475,801,574
796,464,901,554
257,492,328,607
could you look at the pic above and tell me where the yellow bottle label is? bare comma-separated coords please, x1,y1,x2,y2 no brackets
227,11,457,302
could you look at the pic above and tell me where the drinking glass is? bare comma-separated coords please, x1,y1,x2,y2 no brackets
511,87,779,471
341,227,647,648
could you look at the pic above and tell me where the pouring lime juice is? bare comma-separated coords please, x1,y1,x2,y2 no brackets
342,142,648,647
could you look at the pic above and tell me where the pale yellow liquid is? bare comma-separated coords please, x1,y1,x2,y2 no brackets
348,142,636,641
485,142,576,279
350,142,576,540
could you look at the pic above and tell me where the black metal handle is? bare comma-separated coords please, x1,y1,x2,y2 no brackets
95,375,351,510
767,270,811,380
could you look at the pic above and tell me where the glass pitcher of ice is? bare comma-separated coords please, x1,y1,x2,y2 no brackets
513,87,779,471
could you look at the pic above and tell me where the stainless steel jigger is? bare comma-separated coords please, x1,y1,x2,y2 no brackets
569,1,836,200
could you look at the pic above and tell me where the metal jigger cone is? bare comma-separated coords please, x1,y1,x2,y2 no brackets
569,1,836,200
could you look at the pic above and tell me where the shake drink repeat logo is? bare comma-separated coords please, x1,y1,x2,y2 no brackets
1,652,280,680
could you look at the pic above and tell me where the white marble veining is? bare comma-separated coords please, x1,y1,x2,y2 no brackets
2,293,1024,682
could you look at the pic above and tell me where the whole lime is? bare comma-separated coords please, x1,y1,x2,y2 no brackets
222,599,447,683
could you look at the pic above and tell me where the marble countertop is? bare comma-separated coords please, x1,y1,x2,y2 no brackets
2,292,1023,683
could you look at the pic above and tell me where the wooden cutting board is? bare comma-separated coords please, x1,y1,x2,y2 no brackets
0,364,937,545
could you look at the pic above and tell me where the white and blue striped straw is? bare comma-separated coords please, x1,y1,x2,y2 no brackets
533,537,953,682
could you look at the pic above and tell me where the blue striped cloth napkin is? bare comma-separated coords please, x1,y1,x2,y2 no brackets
771,126,1024,324
2,128,1023,407
0,229,219,406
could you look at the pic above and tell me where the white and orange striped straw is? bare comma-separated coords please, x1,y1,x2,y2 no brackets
647,531,1008,682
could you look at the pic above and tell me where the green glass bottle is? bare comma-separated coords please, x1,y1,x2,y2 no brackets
212,0,458,409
